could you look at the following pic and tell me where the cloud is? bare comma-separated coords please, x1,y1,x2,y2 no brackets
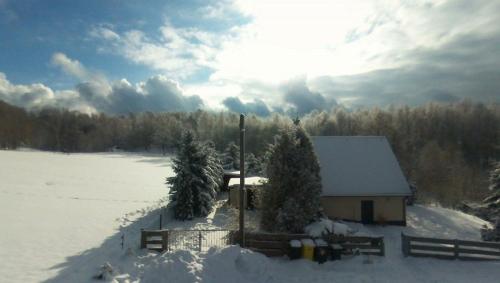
89,22,232,79
0,53,204,114
51,52,109,90
5,1,500,114
222,96,270,116
0,72,93,112
92,0,500,108
309,29,500,107
103,76,204,114
89,26,120,41
282,78,337,115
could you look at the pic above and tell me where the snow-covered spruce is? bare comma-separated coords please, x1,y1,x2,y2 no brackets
261,126,322,233
223,141,240,170
167,131,223,220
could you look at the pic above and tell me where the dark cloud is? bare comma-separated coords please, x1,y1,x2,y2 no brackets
425,90,459,103
310,31,500,108
102,76,203,114
282,78,337,115
222,96,271,116
0,72,203,114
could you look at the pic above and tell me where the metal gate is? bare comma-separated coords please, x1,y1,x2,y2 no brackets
141,229,236,252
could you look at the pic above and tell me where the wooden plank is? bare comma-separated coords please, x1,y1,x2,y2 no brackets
146,240,163,245
406,235,456,245
245,233,309,241
410,244,455,253
146,244,163,249
143,232,163,238
458,255,500,261
456,240,500,249
328,236,383,243
408,252,456,260
457,248,500,257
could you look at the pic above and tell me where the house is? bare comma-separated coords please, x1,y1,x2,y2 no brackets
312,136,411,225
228,176,267,209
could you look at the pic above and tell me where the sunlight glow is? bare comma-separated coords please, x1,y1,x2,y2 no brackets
212,0,381,83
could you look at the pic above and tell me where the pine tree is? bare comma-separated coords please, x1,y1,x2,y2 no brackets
245,153,262,176
167,132,224,220
261,126,322,233
195,141,224,216
223,142,240,170
489,161,500,193
167,131,198,220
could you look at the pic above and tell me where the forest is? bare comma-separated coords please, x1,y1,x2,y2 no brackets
1,99,499,207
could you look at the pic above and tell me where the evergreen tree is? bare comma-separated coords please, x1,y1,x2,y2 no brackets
167,131,198,220
489,161,500,193
261,126,322,233
167,132,224,220
195,141,224,216
482,161,500,222
245,153,262,176
223,142,240,170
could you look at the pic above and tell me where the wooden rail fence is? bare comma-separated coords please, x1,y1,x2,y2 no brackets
141,229,169,252
236,232,385,257
401,233,500,261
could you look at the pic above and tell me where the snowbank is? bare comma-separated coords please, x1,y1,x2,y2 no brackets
106,243,500,283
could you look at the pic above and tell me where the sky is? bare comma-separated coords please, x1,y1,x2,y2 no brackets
0,0,499,115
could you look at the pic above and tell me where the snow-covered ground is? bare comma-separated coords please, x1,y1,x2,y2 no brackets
100,205,499,283
0,150,172,283
2,149,499,283
93,205,498,283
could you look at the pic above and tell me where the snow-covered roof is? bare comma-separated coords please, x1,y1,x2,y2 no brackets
228,176,267,187
312,136,411,197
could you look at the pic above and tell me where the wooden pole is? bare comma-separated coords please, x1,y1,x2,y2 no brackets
239,114,246,247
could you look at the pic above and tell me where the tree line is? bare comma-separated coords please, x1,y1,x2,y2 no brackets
1,99,499,206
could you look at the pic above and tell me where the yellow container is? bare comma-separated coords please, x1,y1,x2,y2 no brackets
301,239,315,260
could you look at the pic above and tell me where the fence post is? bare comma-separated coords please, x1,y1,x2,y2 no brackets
380,237,385,256
401,233,408,257
162,230,169,252
140,229,146,249
199,231,203,252
454,239,459,259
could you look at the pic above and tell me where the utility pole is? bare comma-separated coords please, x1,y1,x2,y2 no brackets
239,114,246,247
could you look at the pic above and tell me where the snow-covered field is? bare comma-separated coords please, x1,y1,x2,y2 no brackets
0,150,172,283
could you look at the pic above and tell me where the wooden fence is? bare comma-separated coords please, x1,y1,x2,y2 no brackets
401,233,500,261
236,232,385,257
141,229,169,252
141,229,385,258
